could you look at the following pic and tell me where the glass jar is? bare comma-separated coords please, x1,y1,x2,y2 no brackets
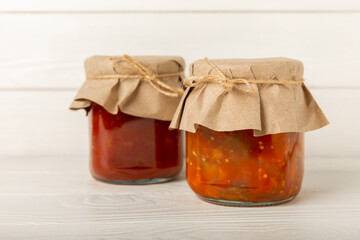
71,55,186,184
171,57,328,206
186,126,304,206
90,104,183,184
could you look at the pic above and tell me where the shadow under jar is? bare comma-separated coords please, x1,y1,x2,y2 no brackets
90,104,183,184
186,126,304,206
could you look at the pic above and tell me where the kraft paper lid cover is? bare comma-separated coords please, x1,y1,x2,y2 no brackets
70,55,185,121
170,57,329,136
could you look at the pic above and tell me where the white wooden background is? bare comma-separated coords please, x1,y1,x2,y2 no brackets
1,1,360,239
1,1,360,158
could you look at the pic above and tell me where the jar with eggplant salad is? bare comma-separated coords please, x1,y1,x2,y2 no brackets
170,57,328,206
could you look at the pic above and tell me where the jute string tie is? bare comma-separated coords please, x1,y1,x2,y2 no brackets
183,58,304,95
86,54,184,97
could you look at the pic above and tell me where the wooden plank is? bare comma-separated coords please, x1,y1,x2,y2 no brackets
306,88,357,157
0,156,359,195
1,156,357,175
0,13,360,89
1,0,360,12
0,91,88,157
0,89,357,157
0,156,359,239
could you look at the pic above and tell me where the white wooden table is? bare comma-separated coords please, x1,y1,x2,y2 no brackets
0,156,359,239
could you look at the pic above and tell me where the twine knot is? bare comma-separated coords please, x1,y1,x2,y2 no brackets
87,54,184,97
223,79,233,91
183,58,304,95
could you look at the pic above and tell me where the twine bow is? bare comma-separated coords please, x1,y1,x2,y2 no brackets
87,54,184,97
183,58,304,95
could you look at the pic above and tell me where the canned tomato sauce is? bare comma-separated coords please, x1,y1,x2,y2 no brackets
89,103,183,184
71,55,185,184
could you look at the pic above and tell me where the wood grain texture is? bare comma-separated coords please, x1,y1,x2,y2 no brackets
1,0,360,12
0,89,357,157
0,91,87,157
0,156,359,239
1,13,360,89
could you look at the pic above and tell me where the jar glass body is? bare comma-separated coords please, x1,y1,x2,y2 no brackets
89,104,183,184
186,126,304,206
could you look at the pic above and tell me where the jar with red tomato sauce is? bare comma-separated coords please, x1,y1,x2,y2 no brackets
71,55,186,184
170,57,328,206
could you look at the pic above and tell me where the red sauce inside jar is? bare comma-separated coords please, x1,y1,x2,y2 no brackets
90,104,183,183
186,126,304,205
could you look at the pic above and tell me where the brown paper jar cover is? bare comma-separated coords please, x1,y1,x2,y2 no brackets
170,57,329,136
70,55,185,121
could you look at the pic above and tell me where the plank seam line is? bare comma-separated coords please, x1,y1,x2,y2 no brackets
1,10,360,14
